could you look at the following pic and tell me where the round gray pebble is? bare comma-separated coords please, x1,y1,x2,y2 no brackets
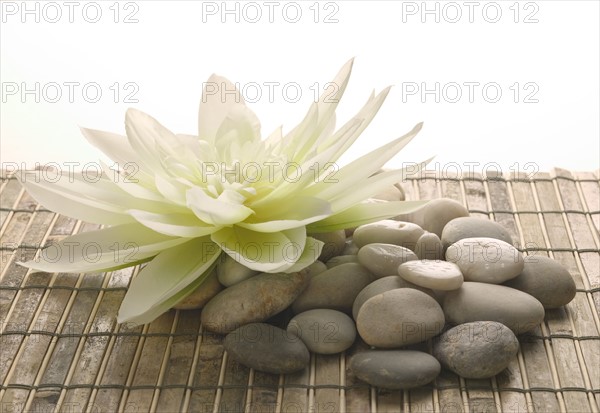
353,220,424,249
326,255,359,268
396,198,469,237
441,217,514,251
224,323,309,374
433,321,519,378
415,232,444,260
173,268,223,310
287,309,356,354
311,230,347,262
356,289,445,347
398,260,464,291
350,350,440,389
217,254,258,287
504,255,576,308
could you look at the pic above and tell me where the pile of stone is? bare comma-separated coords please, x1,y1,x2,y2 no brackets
188,198,576,389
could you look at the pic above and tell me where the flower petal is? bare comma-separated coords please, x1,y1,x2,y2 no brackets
125,108,175,174
19,223,188,273
240,196,332,232
117,237,221,325
187,187,254,226
269,236,324,273
128,209,221,238
211,226,307,272
308,200,429,232
198,74,246,143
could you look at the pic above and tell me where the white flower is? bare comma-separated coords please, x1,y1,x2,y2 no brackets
18,59,426,325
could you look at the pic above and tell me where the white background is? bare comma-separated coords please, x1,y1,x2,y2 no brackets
1,0,599,175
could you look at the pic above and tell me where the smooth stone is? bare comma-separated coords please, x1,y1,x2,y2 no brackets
304,260,328,277
224,323,309,374
201,271,309,333
504,255,576,308
353,220,425,249
352,276,435,320
173,269,223,310
357,243,418,278
443,282,545,334
292,263,372,314
441,217,514,251
398,260,464,291
356,289,445,347
287,309,356,354
372,186,405,201
445,237,524,284
433,321,519,379
350,350,440,389
311,230,347,262
326,255,359,268
415,232,444,260
217,254,258,287
343,239,360,255
396,198,469,237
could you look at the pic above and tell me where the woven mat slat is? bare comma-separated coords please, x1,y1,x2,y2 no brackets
1,169,599,413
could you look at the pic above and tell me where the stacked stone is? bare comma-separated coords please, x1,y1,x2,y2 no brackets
188,198,576,389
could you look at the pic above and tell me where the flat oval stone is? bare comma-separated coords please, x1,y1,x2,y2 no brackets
415,232,444,260
357,243,418,279
353,220,425,249
173,269,223,310
304,260,328,277
356,289,445,347
350,350,440,389
292,263,372,314
224,323,309,374
311,230,347,262
287,309,356,354
398,260,464,291
217,254,258,287
446,237,524,284
352,276,435,320
202,271,309,333
396,198,469,237
433,321,519,378
504,255,576,308
443,282,545,334
326,255,359,268
441,217,514,251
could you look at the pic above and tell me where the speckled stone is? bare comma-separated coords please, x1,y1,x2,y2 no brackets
356,289,445,347
504,255,576,308
352,276,435,320
350,350,440,389
415,232,444,260
441,217,514,251
201,271,309,334
224,323,309,374
292,263,372,314
398,260,464,291
353,220,425,249
443,282,545,334
326,255,360,268
396,198,469,237
445,237,524,284
217,254,258,287
173,269,223,310
287,309,356,354
311,230,347,262
433,321,519,378
357,243,418,279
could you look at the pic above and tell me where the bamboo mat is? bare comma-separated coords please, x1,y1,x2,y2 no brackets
1,168,599,413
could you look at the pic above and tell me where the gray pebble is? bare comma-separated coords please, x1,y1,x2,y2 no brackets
350,350,440,389
311,230,347,262
396,198,469,237
433,321,519,379
202,271,309,333
287,309,356,354
217,254,258,287
415,232,444,260
441,217,514,251
445,237,524,284
224,323,309,374
352,276,435,320
443,282,545,334
343,239,360,255
356,289,445,347
353,220,424,249
173,268,223,310
326,255,359,268
292,263,372,314
504,255,576,308
357,243,418,279
398,260,464,291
